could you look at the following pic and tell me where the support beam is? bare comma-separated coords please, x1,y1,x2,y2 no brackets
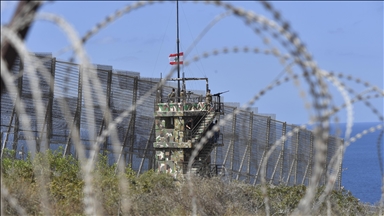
37,57,56,152
2,101,16,158
286,157,295,185
253,117,271,186
302,130,313,185
115,116,132,173
236,112,253,181
137,121,155,176
222,108,236,176
64,65,83,156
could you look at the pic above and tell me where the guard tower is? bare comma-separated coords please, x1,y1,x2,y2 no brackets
153,77,226,178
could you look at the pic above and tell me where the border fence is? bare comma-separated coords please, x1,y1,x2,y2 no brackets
0,54,342,188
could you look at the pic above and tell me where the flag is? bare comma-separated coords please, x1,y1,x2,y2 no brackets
169,52,184,65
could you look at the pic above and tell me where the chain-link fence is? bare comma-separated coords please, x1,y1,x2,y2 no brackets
0,55,342,188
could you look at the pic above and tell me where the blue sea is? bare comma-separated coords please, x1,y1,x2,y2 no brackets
334,122,383,204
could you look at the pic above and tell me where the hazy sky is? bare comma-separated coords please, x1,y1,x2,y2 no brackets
1,1,383,125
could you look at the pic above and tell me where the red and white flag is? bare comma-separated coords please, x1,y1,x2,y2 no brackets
169,52,184,65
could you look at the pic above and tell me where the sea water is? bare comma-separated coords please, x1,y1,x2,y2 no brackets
335,122,383,204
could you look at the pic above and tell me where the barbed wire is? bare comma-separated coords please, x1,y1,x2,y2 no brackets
1,1,383,215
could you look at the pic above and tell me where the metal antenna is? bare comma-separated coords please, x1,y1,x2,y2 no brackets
176,0,180,102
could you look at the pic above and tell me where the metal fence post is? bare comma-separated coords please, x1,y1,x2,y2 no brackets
247,112,254,183
46,57,56,149
309,132,314,186
127,77,138,165
100,69,113,154
13,60,23,156
294,128,300,184
280,122,286,183
265,117,271,180
337,139,344,190
302,131,314,185
230,108,237,179
322,137,330,185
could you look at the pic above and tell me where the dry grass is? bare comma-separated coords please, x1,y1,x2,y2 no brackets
1,1,383,215
1,149,374,216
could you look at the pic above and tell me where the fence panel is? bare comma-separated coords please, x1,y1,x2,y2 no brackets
0,55,342,189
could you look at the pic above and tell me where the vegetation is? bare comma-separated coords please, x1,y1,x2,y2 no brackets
1,149,379,215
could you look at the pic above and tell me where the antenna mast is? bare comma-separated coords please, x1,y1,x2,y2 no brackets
176,0,180,101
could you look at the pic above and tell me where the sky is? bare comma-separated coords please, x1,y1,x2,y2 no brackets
1,1,383,125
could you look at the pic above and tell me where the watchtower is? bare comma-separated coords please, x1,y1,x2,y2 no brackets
153,77,225,178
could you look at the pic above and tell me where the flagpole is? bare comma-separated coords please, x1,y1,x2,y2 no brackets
176,0,180,102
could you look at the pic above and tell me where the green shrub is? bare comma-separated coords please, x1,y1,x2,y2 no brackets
1,152,371,215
